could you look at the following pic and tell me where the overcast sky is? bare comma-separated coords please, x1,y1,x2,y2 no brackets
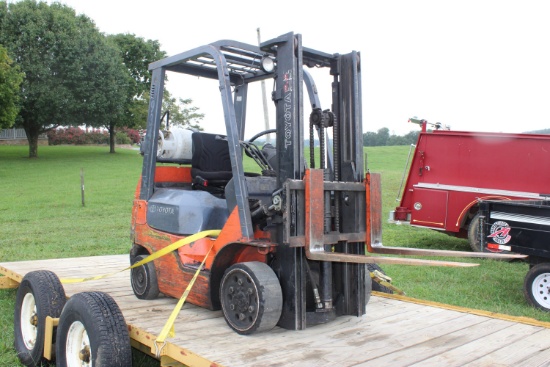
49,0,550,136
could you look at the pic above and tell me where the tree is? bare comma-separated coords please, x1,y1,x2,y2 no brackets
108,34,165,132
0,0,127,157
162,90,204,131
377,127,390,146
0,44,23,129
363,128,420,146
83,35,130,154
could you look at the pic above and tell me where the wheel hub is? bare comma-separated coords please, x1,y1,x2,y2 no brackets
533,273,550,307
222,270,259,328
66,321,91,367
233,289,251,312
79,346,91,363
21,293,38,350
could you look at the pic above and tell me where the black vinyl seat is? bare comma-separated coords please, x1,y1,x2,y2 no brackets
191,132,233,190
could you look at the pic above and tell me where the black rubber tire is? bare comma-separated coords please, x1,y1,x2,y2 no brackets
468,213,482,252
131,254,160,300
523,263,550,312
220,262,282,335
14,270,66,367
367,263,394,294
56,291,132,367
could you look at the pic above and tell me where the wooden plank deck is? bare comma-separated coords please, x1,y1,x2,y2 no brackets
2,255,550,367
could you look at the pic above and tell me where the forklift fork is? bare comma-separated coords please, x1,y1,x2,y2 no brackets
300,169,525,267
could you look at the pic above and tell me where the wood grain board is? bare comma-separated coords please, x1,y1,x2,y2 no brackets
1,255,550,367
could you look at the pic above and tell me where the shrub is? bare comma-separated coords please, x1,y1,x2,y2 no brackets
47,127,141,146
48,127,108,145
119,128,141,144
115,131,131,145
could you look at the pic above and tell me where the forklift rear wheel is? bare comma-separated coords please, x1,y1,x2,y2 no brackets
524,263,550,312
131,254,160,300
14,270,66,367
220,262,282,335
56,291,132,367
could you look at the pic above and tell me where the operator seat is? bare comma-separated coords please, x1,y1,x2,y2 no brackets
191,132,233,192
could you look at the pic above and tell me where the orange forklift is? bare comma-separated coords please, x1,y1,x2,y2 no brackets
130,32,514,335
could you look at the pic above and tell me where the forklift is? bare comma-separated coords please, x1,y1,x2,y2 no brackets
131,32,516,335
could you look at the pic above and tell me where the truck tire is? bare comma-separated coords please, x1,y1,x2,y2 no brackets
220,262,282,335
56,291,132,367
14,270,66,367
367,263,393,294
467,213,483,252
131,254,160,300
523,263,550,312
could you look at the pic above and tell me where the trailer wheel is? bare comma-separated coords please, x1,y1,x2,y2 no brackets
220,262,282,335
524,263,550,312
131,254,160,300
367,263,393,294
14,270,66,367
56,291,132,367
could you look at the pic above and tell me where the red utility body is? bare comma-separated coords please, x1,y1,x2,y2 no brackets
390,121,550,251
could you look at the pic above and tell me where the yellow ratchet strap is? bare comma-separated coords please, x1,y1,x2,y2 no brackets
370,270,405,295
60,229,221,284
154,242,215,357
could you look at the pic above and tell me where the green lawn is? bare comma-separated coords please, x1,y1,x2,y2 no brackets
1,144,549,366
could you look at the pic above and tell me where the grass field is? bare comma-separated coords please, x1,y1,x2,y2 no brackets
1,144,549,366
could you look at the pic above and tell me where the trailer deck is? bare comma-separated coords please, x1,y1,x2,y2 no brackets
2,255,550,367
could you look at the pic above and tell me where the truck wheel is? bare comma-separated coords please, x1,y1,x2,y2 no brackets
14,270,66,367
131,254,160,300
467,213,482,252
56,292,132,367
367,263,393,294
220,262,282,335
524,263,550,312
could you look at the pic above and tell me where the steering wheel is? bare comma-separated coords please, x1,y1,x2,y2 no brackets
248,129,276,143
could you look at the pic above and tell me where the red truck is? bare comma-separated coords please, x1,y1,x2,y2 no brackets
389,119,550,252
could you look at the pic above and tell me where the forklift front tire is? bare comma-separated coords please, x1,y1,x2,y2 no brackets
220,262,282,335
131,254,160,300
524,263,550,312
14,270,66,367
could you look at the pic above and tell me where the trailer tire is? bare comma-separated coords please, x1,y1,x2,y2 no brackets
220,262,282,335
524,263,550,312
56,291,132,367
131,254,160,300
367,264,393,294
14,270,66,367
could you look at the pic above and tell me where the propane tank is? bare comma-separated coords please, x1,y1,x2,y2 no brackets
157,128,193,160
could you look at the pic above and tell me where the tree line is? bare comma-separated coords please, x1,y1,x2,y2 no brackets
363,127,420,146
0,0,203,158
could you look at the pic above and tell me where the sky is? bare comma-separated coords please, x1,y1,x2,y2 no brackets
47,0,550,137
